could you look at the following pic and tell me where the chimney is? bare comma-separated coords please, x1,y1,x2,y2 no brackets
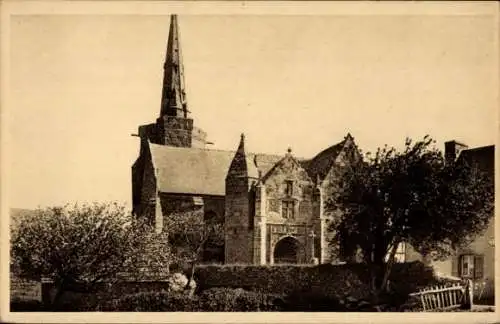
444,140,468,164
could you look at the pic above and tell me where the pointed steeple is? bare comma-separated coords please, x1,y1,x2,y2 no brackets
237,133,246,154
227,133,259,180
160,15,188,118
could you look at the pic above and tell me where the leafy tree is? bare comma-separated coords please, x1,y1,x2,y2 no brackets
327,136,493,298
164,209,224,289
123,218,173,281
10,202,171,305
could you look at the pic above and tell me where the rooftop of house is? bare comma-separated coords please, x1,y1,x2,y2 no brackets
457,144,495,177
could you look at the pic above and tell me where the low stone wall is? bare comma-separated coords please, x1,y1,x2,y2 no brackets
10,277,42,302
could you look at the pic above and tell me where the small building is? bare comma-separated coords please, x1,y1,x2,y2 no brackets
430,141,495,296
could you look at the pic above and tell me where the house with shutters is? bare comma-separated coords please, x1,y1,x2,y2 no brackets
131,15,362,265
427,141,495,295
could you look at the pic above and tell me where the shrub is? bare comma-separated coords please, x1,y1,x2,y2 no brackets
195,263,432,297
194,263,370,299
98,291,197,312
199,287,282,312
193,262,436,311
389,262,436,291
235,290,284,312
198,288,241,311
10,203,173,306
96,288,281,311
282,289,344,312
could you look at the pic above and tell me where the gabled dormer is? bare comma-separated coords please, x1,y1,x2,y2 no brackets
261,148,314,224
306,133,361,189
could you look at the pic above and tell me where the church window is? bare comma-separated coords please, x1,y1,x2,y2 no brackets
282,200,295,219
285,180,293,196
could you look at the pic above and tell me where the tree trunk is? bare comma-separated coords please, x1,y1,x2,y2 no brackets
184,260,196,291
51,283,66,308
371,241,387,293
378,239,401,296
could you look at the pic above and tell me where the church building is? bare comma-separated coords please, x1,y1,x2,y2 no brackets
131,15,363,265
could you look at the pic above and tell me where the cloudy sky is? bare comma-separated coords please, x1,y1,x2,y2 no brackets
6,5,498,209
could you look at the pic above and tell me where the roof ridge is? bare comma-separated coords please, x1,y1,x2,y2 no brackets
462,145,495,152
309,139,346,161
149,142,234,154
148,142,308,159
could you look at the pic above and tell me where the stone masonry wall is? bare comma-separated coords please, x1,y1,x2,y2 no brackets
225,175,254,264
138,154,157,224
159,116,193,147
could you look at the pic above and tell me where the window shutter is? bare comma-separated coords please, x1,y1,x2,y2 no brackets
451,255,459,277
474,255,484,279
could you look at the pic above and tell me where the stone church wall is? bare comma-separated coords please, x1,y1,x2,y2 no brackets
320,150,353,263
136,153,158,224
225,174,256,264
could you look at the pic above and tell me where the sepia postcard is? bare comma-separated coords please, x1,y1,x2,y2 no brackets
1,1,498,323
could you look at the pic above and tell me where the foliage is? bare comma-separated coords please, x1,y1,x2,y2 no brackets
11,203,132,285
99,291,197,312
11,261,436,311
283,289,343,311
386,261,435,295
327,136,494,295
163,208,224,287
10,202,172,304
122,218,172,281
195,263,374,298
98,288,281,312
198,287,282,311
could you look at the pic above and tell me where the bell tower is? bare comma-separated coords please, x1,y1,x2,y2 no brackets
137,14,208,149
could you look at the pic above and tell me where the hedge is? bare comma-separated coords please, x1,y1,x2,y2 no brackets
194,261,434,299
23,261,436,311
99,291,196,312
198,288,283,311
98,288,284,312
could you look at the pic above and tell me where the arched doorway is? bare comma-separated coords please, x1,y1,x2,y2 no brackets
273,236,300,264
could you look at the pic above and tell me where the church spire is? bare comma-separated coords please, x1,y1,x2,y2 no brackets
160,14,188,118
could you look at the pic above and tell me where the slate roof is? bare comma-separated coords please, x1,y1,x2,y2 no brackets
457,145,494,177
305,139,347,181
148,137,349,196
148,143,283,196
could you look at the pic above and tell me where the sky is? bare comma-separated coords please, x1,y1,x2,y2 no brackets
7,12,498,210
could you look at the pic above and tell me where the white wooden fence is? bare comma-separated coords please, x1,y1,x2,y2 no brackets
409,280,473,311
